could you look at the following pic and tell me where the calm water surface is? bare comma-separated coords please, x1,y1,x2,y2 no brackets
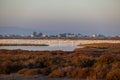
0,44,81,51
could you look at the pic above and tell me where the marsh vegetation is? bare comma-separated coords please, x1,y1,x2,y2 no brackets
0,43,120,80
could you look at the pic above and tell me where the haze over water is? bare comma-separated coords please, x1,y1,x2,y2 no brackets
0,0,120,35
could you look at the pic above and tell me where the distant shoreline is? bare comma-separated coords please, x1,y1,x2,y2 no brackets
0,38,120,40
0,39,120,46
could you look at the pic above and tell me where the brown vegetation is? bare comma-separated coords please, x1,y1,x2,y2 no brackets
17,68,41,75
0,44,49,46
0,43,120,79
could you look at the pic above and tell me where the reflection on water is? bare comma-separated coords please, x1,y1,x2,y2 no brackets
0,44,81,51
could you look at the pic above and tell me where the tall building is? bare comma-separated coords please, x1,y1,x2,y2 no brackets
33,32,37,37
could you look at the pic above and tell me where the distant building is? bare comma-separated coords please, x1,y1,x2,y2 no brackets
66,33,75,38
38,32,43,37
57,34,61,38
42,34,47,37
98,34,106,38
58,33,66,38
33,32,37,37
32,32,43,38
30,34,34,37
77,34,83,38
92,34,97,38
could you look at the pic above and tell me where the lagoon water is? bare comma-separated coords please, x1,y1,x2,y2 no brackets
0,39,120,51
0,44,80,51
1,39,119,51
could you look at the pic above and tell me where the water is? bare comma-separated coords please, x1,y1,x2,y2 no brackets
0,44,81,51
0,74,80,80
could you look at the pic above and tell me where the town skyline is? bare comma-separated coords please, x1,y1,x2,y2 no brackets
1,31,120,40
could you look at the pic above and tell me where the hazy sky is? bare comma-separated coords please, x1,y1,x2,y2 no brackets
0,0,120,35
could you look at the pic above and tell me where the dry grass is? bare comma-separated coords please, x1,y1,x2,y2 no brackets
17,68,41,75
0,43,120,79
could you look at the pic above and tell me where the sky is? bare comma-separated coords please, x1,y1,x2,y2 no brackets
0,0,120,35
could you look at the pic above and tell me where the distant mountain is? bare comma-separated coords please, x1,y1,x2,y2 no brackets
0,26,33,35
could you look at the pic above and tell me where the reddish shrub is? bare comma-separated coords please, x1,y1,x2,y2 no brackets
88,64,111,80
106,69,120,80
17,68,40,75
97,55,116,64
40,68,51,75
